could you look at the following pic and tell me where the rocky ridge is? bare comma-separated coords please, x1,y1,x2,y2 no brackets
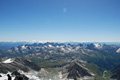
0,58,41,73
62,61,94,80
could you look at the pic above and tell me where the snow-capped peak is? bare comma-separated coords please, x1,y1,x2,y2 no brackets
48,44,53,47
94,43,102,49
21,45,26,49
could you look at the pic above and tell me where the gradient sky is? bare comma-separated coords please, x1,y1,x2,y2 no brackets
0,0,120,42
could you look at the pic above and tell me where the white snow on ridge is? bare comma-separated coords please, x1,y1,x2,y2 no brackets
21,45,26,49
116,48,120,53
2,59,14,63
49,45,52,47
27,75,40,80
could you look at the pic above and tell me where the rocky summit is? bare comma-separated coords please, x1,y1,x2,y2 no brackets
62,62,94,80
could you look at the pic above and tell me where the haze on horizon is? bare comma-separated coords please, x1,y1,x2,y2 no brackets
0,0,120,42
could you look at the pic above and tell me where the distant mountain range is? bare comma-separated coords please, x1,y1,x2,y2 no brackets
0,41,120,50
0,42,31,49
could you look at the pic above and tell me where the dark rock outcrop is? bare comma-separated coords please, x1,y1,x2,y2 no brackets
12,71,29,80
11,71,20,76
14,58,41,71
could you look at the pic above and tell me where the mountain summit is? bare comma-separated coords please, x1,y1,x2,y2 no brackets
62,62,94,80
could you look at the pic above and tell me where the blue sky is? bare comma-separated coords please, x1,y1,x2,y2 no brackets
0,0,120,42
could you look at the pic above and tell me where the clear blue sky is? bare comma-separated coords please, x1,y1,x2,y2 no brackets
0,0,120,42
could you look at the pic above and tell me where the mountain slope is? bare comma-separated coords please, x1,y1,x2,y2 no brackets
0,58,41,73
62,61,94,80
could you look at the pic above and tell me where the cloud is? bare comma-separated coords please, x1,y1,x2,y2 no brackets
63,8,67,13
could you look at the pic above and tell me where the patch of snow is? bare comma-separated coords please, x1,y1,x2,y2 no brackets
44,46,47,48
2,59,14,63
49,45,52,47
116,48,120,53
0,69,67,80
79,60,87,64
56,46,59,48
0,75,8,80
28,75,40,80
67,47,72,51
94,43,102,49
21,45,26,49
0,72,15,80
58,72,62,79
76,46,80,50
80,76,94,80
61,48,65,51
60,46,64,48
68,79,74,80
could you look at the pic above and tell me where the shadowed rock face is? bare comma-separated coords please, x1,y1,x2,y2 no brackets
11,71,20,76
111,64,120,80
14,58,41,71
0,58,41,73
63,62,92,80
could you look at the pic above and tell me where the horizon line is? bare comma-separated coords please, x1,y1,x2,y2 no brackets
0,40,120,43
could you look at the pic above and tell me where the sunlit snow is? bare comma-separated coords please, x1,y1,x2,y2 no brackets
2,59,13,63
